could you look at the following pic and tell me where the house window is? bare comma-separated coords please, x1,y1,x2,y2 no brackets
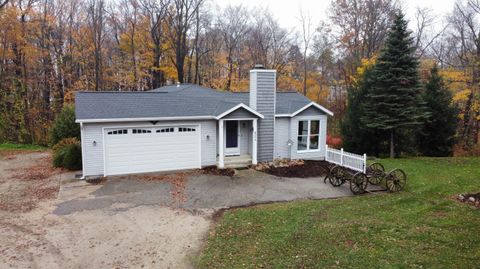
107,129,128,135
297,120,320,152
179,127,196,132
156,128,174,133
132,129,151,134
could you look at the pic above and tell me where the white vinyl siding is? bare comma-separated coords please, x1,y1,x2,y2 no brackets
81,120,217,177
274,117,290,159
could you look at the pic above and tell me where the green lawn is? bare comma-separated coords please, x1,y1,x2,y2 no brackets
198,158,480,268
0,143,47,151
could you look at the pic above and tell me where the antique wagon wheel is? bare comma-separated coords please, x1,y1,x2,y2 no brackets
350,172,368,195
367,162,385,185
329,166,346,187
385,169,407,192
324,164,335,183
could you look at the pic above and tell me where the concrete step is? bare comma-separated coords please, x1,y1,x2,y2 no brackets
224,162,251,169
224,157,252,164
220,155,252,168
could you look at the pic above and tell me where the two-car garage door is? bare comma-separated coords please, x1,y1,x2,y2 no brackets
104,125,200,176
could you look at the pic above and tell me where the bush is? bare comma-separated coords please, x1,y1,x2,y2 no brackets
52,137,80,151
53,138,82,170
50,105,80,146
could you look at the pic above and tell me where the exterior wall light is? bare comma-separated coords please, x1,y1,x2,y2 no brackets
287,139,294,147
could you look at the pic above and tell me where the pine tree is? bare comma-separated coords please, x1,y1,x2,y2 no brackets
361,12,429,158
342,65,385,155
418,66,458,156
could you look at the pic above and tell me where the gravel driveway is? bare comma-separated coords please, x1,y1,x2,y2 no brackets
1,151,378,268
0,152,210,269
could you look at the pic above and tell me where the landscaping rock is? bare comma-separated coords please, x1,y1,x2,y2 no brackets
457,192,480,208
254,160,329,178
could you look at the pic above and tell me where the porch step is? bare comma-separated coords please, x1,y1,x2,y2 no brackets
222,155,252,168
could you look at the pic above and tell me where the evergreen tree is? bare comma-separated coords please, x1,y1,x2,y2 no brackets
49,105,80,146
361,12,429,158
342,65,385,155
418,66,458,156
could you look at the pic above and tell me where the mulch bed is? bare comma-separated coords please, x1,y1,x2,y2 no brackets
201,166,235,177
457,192,480,208
258,160,330,178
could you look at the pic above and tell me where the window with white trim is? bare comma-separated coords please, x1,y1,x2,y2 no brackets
132,129,152,134
107,129,128,135
179,127,196,132
156,128,174,133
297,120,320,151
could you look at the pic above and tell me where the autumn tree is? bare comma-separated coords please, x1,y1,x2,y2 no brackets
140,0,170,88
329,0,396,78
166,0,204,83
448,0,480,148
86,0,106,91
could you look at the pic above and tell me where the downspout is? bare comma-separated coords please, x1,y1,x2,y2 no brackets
80,122,86,179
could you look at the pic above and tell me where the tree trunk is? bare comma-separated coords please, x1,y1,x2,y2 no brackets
389,129,395,158
303,56,307,96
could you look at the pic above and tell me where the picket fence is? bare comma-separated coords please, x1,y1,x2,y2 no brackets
325,145,367,173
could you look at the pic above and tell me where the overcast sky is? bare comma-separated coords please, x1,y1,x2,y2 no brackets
215,0,456,32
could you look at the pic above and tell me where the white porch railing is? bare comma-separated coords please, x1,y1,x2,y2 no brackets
325,145,367,173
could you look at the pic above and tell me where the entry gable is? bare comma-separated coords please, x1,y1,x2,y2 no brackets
216,103,264,119
291,102,334,117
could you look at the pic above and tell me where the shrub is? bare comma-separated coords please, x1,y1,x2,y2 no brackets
52,137,80,151
327,135,343,149
53,138,82,170
50,105,80,146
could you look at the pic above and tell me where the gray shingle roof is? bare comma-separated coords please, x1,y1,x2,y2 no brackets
75,84,316,121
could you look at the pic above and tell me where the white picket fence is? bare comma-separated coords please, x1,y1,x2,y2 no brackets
325,145,367,173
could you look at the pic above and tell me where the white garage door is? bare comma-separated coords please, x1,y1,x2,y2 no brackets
104,125,201,176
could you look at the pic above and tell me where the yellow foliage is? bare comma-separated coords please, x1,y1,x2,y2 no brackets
351,56,376,85
453,89,471,102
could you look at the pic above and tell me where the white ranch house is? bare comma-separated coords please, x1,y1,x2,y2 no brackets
75,67,335,178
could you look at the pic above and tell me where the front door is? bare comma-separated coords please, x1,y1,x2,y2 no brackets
225,121,240,156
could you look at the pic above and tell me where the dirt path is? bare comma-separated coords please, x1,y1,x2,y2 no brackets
0,152,212,269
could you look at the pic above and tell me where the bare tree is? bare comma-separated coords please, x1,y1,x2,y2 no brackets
141,0,170,88
0,0,9,9
413,7,449,57
86,0,106,91
299,7,313,96
217,5,249,91
166,0,204,83
329,0,396,78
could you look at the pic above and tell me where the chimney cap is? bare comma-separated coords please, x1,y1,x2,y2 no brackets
254,64,265,69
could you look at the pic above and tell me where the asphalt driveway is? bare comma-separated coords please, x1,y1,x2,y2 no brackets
54,168,370,216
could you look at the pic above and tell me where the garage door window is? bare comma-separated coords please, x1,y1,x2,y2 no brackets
132,129,152,134
157,128,174,133
179,127,196,132
107,129,128,135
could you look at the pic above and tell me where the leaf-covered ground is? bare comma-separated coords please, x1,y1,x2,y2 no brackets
198,158,480,268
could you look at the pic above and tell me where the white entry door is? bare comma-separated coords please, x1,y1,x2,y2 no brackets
224,121,240,156
104,126,201,176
